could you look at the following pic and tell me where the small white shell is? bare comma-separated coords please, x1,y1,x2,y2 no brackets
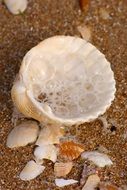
82,174,100,190
6,121,39,148
81,151,113,167
12,36,116,125
36,125,64,145
34,145,57,163
55,178,78,187
19,160,45,181
4,0,28,15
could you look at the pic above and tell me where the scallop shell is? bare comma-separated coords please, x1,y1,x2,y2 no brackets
36,125,64,145
54,162,73,177
11,36,116,125
59,141,84,161
6,121,39,148
82,174,100,190
19,160,45,181
34,144,57,163
4,0,28,15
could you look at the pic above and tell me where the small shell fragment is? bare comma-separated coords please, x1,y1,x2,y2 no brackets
79,0,89,11
82,174,100,190
77,24,91,42
55,178,78,187
59,141,84,161
81,151,113,167
54,162,73,177
19,160,45,181
34,145,57,163
7,121,39,148
36,125,64,146
4,0,28,15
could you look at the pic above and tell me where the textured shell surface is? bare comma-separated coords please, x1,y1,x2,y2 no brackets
4,0,28,15
19,160,45,181
11,36,116,125
34,144,58,163
54,162,73,177
59,141,84,161
6,121,39,148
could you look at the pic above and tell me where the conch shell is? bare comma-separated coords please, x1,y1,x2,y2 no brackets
11,36,116,125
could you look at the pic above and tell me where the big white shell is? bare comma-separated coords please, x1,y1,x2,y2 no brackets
34,144,57,163
19,160,45,181
11,36,116,125
6,121,39,148
4,0,28,15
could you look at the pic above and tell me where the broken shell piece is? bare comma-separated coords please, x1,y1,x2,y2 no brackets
55,178,78,187
34,144,57,163
59,141,84,161
19,160,45,181
82,174,100,190
54,162,73,177
77,24,91,42
11,36,116,126
6,121,39,148
79,0,89,11
4,0,28,15
81,151,113,167
36,125,64,145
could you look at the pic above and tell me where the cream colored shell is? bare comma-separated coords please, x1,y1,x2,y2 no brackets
4,0,27,15
11,36,116,125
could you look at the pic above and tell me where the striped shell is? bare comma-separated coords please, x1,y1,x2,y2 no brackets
54,162,73,177
59,141,84,161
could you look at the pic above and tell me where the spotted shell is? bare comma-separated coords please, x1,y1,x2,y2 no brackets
59,141,84,161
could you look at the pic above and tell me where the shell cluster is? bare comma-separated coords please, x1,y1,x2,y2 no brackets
7,36,116,186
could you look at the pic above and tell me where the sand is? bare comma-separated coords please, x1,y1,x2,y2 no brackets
0,0,127,189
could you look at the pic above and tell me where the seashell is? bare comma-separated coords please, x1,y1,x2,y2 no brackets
55,178,78,187
19,160,45,181
59,141,84,161
81,151,113,167
79,0,90,11
36,125,64,145
54,162,73,177
4,0,28,15
11,36,116,126
6,121,39,148
77,24,91,42
34,144,57,163
82,174,100,190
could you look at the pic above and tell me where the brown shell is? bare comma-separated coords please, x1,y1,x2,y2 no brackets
99,183,119,190
54,162,73,177
59,141,84,161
